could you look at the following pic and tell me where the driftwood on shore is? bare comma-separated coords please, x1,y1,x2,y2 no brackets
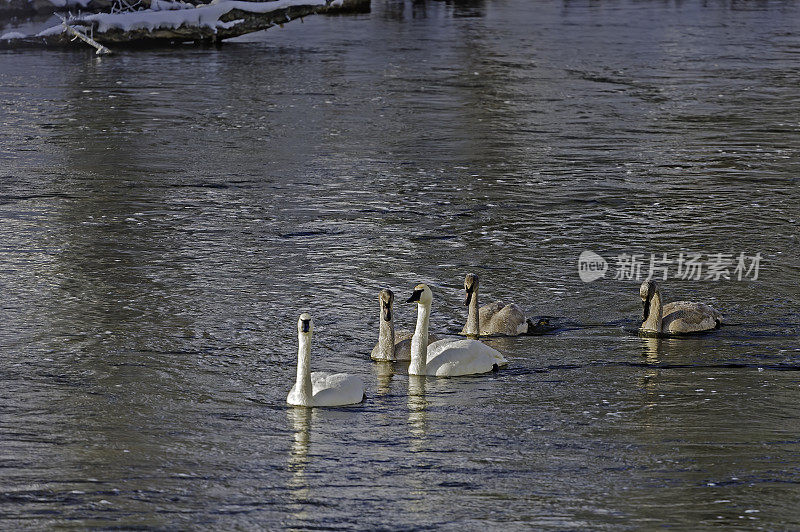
0,0,369,50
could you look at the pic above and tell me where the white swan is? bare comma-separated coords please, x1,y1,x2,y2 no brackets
640,280,723,335
371,288,439,362
407,284,508,377
460,273,546,337
287,313,365,407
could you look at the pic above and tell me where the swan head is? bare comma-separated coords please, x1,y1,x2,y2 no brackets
639,280,659,321
464,273,479,306
379,288,394,322
297,313,314,335
407,283,433,306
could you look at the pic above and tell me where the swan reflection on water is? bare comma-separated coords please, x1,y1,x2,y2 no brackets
286,407,313,498
373,361,395,396
639,336,663,414
407,375,428,453
642,336,662,365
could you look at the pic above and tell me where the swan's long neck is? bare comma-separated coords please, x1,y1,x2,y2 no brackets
642,290,663,333
295,334,313,406
465,288,480,338
409,302,430,375
377,313,396,360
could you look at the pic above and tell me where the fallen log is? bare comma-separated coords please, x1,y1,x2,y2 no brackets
0,0,369,49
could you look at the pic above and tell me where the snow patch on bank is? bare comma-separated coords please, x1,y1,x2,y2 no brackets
1,31,27,39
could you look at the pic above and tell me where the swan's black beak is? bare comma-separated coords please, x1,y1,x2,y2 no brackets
382,301,392,322
301,319,311,333
407,289,423,303
642,299,650,322
464,286,473,306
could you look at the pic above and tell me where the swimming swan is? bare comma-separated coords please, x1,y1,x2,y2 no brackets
460,273,546,337
640,280,723,335
287,313,365,407
371,288,439,362
407,284,508,377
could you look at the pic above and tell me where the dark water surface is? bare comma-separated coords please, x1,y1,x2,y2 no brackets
2,0,799,529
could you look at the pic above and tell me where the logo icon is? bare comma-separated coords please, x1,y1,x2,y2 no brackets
578,250,608,283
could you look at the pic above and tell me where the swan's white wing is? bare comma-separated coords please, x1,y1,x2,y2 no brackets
310,371,334,387
310,372,365,406
426,339,507,377
440,339,507,366
394,331,441,361
663,301,722,334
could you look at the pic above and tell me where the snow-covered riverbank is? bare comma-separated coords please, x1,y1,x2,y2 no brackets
1,0,367,50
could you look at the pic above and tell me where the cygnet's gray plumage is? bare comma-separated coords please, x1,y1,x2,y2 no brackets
640,280,722,335
460,273,531,337
371,288,439,361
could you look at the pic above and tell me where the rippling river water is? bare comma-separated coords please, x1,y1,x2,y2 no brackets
1,0,799,529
